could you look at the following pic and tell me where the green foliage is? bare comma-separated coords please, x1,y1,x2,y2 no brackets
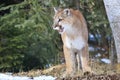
0,0,61,72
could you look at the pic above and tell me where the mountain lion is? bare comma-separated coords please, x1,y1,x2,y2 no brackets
52,8,91,76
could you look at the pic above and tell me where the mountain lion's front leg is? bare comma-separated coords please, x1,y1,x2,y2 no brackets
63,46,77,76
80,44,91,73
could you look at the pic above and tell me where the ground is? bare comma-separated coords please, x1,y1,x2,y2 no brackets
14,62,120,80
57,74,120,80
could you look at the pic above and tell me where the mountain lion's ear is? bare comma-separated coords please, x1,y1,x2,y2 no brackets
53,7,58,13
63,9,71,16
53,7,62,13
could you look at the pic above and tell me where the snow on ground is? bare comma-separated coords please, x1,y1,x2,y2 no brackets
101,58,111,64
89,46,95,52
0,73,56,80
95,53,101,57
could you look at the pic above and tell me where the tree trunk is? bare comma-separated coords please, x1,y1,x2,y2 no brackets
109,37,116,64
103,0,120,63
70,0,80,10
75,0,80,10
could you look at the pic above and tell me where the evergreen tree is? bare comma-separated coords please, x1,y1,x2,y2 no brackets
0,0,61,72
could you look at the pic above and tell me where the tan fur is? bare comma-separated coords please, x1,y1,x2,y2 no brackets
53,8,91,76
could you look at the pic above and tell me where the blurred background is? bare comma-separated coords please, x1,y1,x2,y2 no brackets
0,0,116,73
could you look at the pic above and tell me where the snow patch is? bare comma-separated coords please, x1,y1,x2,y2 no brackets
95,53,101,57
101,58,111,64
89,46,95,51
0,73,56,80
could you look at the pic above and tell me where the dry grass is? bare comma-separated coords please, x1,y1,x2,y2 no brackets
13,62,120,79
13,64,65,77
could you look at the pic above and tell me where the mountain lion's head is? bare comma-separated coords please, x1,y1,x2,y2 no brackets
52,8,75,34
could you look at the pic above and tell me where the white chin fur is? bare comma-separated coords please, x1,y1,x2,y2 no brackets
53,26,65,34
59,31,63,34
59,29,65,34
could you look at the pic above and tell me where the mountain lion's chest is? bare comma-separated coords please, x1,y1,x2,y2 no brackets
65,36,85,50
